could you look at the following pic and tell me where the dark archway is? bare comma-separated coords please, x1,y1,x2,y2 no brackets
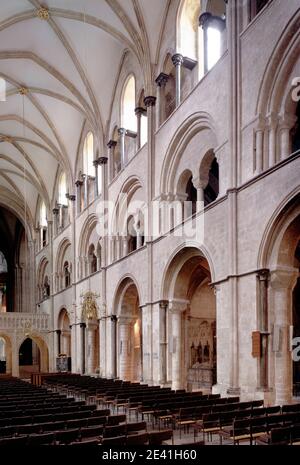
19,338,41,378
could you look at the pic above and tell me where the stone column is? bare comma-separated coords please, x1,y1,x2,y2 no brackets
107,140,117,181
257,270,270,389
192,177,206,212
169,299,189,390
267,113,278,168
87,321,97,374
172,53,184,107
110,315,117,378
75,180,83,214
52,208,59,236
99,312,106,377
82,174,88,209
98,156,108,199
118,317,133,380
255,117,265,174
135,107,145,150
56,329,61,356
80,322,86,374
270,268,298,405
118,128,126,169
155,72,169,128
93,159,100,197
278,114,296,160
160,300,168,385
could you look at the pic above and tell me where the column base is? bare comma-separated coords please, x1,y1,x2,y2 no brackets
227,387,241,396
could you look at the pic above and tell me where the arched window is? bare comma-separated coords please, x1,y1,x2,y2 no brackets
58,172,68,206
43,276,50,299
88,244,97,275
39,201,47,248
64,261,71,288
178,0,200,61
186,176,197,216
291,101,300,154
177,0,226,81
40,201,47,228
0,251,7,273
122,75,137,132
204,157,219,206
250,0,269,20
83,132,95,176
127,216,137,253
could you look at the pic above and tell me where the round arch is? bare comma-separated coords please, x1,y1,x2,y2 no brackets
18,334,49,374
160,112,218,195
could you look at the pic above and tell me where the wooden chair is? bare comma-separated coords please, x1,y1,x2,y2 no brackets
126,432,149,445
148,429,173,445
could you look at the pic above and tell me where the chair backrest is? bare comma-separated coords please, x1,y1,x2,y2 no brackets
126,432,148,445
126,421,147,433
27,432,55,446
80,426,103,439
270,426,291,445
103,424,126,438
101,435,126,446
148,429,173,445
106,414,126,426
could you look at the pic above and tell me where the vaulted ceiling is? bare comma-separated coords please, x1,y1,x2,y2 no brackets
0,0,170,226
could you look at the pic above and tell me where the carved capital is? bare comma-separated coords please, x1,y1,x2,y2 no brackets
172,53,184,67
135,106,147,116
107,140,117,149
75,180,83,187
37,7,50,20
155,72,169,87
169,299,189,314
118,127,126,136
270,267,299,291
19,87,29,96
98,156,108,165
144,96,156,107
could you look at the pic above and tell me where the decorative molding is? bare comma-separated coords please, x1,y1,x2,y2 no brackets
144,96,156,107
171,53,184,67
107,140,117,149
155,72,169,87
36,7,50,21
135,106,147,116
98,156,108,165
18,87,29,96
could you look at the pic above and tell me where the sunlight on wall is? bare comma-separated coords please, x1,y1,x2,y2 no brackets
122,75,137,132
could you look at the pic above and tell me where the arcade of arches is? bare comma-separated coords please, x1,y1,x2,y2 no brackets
0,1,300,410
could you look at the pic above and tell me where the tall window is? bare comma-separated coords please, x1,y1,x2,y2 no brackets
0,251,7,273
250,0,269,20
40,201,47,228
122,75,137,132
64,261,71,288
88,244,97,274
83,132,95,176
40,201,47,248
58,172,68,206
206,23,222,71
291,101,300,153
185,176,197,217
178,0,225,80
178,0,200,61
204,157,219,206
